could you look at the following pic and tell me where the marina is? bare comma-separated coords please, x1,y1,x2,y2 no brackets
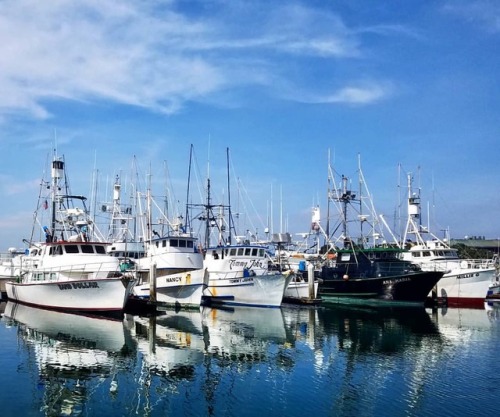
1,300,500,416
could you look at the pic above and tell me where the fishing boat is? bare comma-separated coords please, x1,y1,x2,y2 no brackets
184,146,292,308
131,182,207,309
400,173,497,307
4,153,136,313
317,168,443,306
202,243,292,307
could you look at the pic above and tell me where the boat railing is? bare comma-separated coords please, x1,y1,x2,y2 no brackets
21,260,124,281
426,258,496,271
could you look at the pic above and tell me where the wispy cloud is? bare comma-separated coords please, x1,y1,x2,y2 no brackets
0,0,367,119
442,0,500,33
293,81,392,106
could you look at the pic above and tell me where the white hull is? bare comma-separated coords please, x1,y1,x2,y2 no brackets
5,276,135,312
132,268,208,308
203,273,291,307
284,280,319,299
430,267,496,305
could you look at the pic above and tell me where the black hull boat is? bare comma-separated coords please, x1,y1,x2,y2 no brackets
318,247,444,306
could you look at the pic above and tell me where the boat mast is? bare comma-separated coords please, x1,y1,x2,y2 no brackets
51,154,65,238
185,144,193,234
226,147,233,245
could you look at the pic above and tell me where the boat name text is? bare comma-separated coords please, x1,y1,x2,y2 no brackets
58,281,100,290
382,277,411,285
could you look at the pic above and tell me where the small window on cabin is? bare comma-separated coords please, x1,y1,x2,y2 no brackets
155,241,159,248
171,239,178,247
237,248,244,256
245,248,251,256
413,252,420,257
179,240,187,248
64,245,79,254
81,245,94,254
423,251,431,257
55,246,63,255
252,248,258,256
162,240,167,248
259,249,265,257
187,240,193,248
230,249,237,256
95,245,106,254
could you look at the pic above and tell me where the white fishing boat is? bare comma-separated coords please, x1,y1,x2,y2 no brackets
131,185,206,308
4,153,136,313
401,173,496,307
202,243,293,307
0,247,25,298
284,272,319,300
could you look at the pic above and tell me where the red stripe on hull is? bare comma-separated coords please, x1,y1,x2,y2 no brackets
435,296,485,309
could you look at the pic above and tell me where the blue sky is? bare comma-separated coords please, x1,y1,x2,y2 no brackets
0,0,499,249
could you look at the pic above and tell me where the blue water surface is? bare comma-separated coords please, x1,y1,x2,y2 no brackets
1,300,500,417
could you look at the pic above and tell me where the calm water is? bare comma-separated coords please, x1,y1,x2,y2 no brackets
1,300,500,417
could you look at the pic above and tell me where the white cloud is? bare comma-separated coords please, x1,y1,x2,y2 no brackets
0,0,374,119
442,0,500,33
325,84,390,105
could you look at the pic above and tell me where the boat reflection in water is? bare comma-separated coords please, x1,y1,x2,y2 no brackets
202,306,290,359
2,299,499,416
128,305,292,370
1,301,135,416
125,308,207,380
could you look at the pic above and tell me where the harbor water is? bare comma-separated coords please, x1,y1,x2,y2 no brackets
1,300,500,417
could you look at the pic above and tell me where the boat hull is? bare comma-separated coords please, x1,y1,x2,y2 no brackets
284,280,319,299
318,270,443,306
132,268,208,309
431,268,496,308
203,273,291,308
5,276,135,312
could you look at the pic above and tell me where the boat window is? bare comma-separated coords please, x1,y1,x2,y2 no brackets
412,252,420,257
245,248,251,256
50,245,63,256
64,245,79,254
341,253,351,261
179,239,187,248
259,249,265,257
155,241,159,248
162,240,167,248
95,245,106,254
81,245,94,254
171,239,178,247
252,248,258,256
237,248,244,256
230,249,237,256
187,240,194,248
423,251,431,257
